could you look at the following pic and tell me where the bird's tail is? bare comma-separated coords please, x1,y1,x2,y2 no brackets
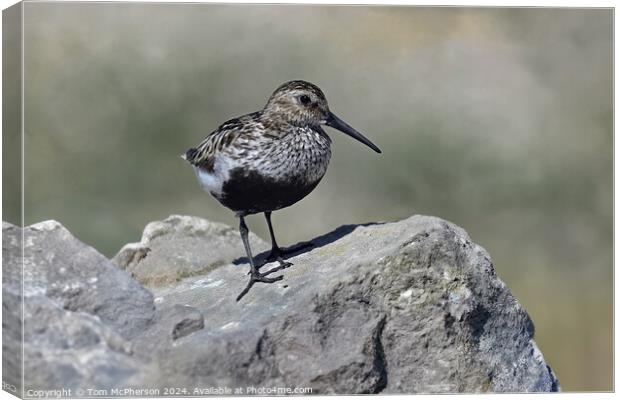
180,148,199,162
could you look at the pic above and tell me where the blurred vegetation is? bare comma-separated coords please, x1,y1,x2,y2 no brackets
6,4,611,391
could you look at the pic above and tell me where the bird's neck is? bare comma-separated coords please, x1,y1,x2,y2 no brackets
260,106,318,130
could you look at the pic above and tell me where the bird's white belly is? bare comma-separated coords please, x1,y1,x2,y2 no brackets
193,154,236,198
194,168,223,197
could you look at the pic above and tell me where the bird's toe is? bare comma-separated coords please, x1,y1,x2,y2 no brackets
254,274,283,283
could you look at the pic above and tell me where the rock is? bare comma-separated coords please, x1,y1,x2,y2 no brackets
2,221,155,393
113,215,267,287
24,220,156,340
3,215,559,394
168,304,205,340
134,215,558,393
3,222,24,396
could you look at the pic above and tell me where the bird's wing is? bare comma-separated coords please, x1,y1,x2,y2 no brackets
182,112,262,171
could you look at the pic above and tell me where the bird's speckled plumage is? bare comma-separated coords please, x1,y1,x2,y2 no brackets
182,80,380,301
183,81,333,214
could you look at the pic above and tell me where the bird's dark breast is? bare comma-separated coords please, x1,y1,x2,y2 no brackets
218,168,321,215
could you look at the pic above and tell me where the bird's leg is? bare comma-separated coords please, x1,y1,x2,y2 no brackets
236,214,283,301
262,211,293,271
265,211,284,260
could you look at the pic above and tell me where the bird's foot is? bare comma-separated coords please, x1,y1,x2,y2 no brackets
262,258,293,274
265,247,285,264
236,271,284,302
263,242,312,264
251,259,293,276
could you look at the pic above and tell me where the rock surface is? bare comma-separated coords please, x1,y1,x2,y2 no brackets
2,221,155,395
113,215,266,286
3,215,559,395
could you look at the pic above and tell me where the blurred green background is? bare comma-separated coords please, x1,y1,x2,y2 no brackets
5,4,612,391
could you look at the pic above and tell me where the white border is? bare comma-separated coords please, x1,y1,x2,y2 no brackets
0,1,615,399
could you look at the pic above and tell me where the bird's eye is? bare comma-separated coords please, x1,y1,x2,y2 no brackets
299,95,312,105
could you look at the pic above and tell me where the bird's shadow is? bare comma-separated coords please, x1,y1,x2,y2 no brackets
232,221,385,267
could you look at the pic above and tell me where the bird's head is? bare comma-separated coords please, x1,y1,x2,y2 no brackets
263,80,330,126
263,80,381,153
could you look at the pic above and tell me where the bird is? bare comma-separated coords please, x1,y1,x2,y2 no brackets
182,80,381,301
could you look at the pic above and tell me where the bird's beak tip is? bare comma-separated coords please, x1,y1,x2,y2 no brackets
326,112,381,154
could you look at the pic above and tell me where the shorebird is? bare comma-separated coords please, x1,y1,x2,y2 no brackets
182,80,381,300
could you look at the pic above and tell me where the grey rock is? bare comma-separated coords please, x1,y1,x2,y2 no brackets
23,220,155,340
21,296,140,391
168,304,205,340
132,215,559,393
113,215,267,287
3,215,559,394
2,221,155,394
3,222,24,395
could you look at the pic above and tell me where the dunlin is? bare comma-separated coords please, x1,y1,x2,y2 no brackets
182,80,381,300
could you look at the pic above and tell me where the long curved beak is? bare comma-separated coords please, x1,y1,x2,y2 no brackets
325,112,381,154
